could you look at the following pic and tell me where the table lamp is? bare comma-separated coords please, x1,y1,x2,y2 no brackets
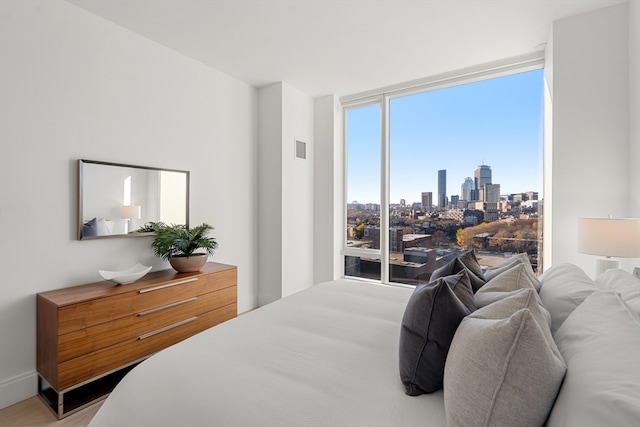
577,217,640,276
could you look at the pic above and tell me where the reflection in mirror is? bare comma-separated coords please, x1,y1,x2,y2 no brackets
78,160,189,240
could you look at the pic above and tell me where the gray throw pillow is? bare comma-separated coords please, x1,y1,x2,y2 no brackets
82,217,98,237
474,262,543,309
458,250,486,283
430,251,486,293
399,270,475,395
444,290,566,427
484,253,533,281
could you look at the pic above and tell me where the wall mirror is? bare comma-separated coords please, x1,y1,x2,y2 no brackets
78,159,190,240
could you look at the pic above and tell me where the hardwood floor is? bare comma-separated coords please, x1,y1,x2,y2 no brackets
0,397,103,427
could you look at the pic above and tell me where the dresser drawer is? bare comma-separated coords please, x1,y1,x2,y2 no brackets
58,268,235,334
58,286,236,363
57,303,237,390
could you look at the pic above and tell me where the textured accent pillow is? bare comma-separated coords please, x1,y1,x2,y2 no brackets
474,263,542,308
430,250,486,293
399,270,475,395
547,291,640,427
474,287,552,331
82,217,98,237
444,291,566,427
484,253,541,291
483,253,533,281
538,263,598,334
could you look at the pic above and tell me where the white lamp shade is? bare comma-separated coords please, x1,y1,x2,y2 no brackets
578,218,640,258
121,205,141,220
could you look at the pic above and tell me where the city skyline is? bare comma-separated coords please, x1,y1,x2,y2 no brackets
347,69,544,205
348,162,538,207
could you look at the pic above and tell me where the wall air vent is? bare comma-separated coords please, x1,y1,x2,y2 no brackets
295,139,306,160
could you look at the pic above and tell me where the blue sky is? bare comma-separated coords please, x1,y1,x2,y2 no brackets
347,69,544,205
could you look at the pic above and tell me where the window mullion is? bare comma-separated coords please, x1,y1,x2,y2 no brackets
380,96,391,284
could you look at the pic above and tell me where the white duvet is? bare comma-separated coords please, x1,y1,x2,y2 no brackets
89,279,446,427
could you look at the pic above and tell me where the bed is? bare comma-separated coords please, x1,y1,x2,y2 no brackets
89,255,640,427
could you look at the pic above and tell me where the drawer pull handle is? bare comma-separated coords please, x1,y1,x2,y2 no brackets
138,316,198,340
139,278,198,293
137,297,198,316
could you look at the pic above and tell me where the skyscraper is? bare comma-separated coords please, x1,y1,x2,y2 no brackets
438,169,447,210
421,192,432,212
474,164,492,201
485,183,501,203
461,177,474,201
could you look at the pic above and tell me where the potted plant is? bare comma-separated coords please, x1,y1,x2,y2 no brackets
143,222,218,273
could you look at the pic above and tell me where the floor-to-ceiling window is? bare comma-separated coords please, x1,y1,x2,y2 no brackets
343,62,544,286
344,102,383,281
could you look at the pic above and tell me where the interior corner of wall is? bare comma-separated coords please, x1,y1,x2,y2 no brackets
0,370,37,410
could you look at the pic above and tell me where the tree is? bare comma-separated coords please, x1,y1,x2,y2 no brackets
432,230,446,246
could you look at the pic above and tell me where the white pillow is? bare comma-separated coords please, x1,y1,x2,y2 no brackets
96,218,115,236
538,263,599,334
595,268,640,316
547,291,640,427
444,290,566,427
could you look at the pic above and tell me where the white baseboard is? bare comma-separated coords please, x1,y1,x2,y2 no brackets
0,370,37,410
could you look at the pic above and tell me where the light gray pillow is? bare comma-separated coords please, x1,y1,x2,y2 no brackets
483,253,532,281
538,263,598,334
444,290,566,427
474,287,551,329
547,291,640,427
474,262,543,308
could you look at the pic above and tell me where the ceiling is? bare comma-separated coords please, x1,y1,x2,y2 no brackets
67,0,626,98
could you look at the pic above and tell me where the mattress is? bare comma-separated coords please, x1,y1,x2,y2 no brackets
89,279,446,426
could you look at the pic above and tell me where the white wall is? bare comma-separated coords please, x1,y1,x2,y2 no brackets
0,0,258,409
549,2,638,277
314,95,343,283
628,0,640,273
257,83,283,305
281,84,315,297
257,82,314,305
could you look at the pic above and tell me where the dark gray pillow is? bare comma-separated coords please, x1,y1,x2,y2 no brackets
430,251,486,293
82,217,98,237
458,250,486,282
399,270,476,395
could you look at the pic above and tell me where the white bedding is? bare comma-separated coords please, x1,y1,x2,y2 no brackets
89,279,446,427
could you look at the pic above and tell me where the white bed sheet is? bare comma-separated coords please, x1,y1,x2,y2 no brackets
89,279,446,427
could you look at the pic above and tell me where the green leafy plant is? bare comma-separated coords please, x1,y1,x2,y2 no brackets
142,222,218,261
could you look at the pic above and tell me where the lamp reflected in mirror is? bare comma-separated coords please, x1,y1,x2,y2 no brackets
121,205,141,234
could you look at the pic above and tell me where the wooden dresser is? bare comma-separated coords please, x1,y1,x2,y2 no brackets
36,262,237,418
